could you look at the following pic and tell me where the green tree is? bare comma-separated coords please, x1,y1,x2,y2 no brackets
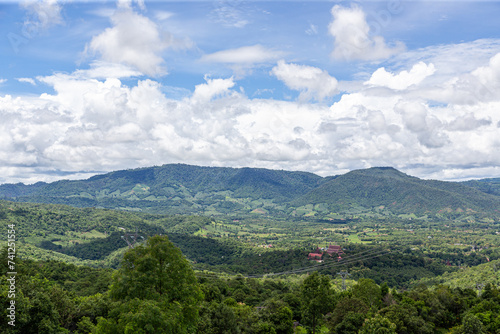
300,272,334,334
326,296,368,331
351,278,382,310
460,313,486,334
358,314,397,334
379,304,434,334
259,299,293,334
99,235,202,333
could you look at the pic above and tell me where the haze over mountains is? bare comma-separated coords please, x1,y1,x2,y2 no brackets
0,164,499,216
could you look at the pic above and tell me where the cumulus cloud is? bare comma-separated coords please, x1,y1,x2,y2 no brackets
85,9,192,76
447,113,492,131
365,62,436,90
394,101,449,148
117,0,145,11
415,52,500,106
3,40,500,183
271,60,339,101
329,4,405,61
191,77,237,103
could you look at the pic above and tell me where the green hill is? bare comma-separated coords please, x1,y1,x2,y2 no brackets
0,164,323,214
462,178,500,197
294,167,500,214
1,164,499,216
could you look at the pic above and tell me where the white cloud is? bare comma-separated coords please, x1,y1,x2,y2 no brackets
271,60,339,101
210,1,250,28
85,9,192,76
329,4,405,61
0,79,7,84
306,23,318,35
3,40,500,183
447,113,492,132
191,77,237,103
74,61,142,79
365,62,436,90
155,10,175,21
22,0,63,31
16,78,36,85
201,45,283,64
117,0,145,11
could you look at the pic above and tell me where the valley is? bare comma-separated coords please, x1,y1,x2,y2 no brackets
1,164,500,333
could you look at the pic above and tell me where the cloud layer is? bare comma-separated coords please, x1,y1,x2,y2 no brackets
2,43,500,183
2,2,500,184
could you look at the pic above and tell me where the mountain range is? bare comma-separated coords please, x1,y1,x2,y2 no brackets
1,164,499,216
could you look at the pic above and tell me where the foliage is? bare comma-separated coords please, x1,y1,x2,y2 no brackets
106,235,203,333
1,164,500,216
300,272,334,334
359,314,397,334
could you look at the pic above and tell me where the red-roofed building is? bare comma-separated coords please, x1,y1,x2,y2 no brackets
308,253,323,262
326,245,344,256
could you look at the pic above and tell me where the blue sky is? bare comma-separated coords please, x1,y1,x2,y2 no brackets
1,0,500,184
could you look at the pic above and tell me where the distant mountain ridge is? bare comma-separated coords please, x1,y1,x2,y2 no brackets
295,167,500,214
0,164,499,216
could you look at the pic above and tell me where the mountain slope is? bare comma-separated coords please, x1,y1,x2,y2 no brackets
462,178,500,197
1,165,499,216
0,164,324,214
294,167,500,214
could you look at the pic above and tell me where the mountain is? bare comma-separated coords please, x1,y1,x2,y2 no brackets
0,164,324,215
1,164,499,216
294,167,500,214
461,178,500,197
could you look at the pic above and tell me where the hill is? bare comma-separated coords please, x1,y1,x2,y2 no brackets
1,164,499,216
462,178,500,197
0,164,323,215
294,167,500,214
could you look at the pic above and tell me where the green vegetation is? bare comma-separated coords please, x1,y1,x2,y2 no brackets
1,164,500,216
1,164,500,332
2,242,500,333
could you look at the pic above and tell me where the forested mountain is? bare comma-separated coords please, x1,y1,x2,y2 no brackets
1,164,499,216
0,164,324,215
295,167,500,214
462,178,500,197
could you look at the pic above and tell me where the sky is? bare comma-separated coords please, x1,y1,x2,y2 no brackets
1,0,500,184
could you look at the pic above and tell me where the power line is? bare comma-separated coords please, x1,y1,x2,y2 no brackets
194,247,393,279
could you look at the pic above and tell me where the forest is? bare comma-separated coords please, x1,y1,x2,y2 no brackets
1,235,500,334
1,164,500,333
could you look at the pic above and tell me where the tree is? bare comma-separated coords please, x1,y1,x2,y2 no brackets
351,278,382,310
300,272,334,334
359,314,397,334
259,299,293,334
379,304,434,334
326,296,368,331
460,313,486,334
198,302,241,334
100,235,202,333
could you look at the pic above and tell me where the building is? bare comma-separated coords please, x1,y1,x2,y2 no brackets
326,245,344,256
308,252,323,262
